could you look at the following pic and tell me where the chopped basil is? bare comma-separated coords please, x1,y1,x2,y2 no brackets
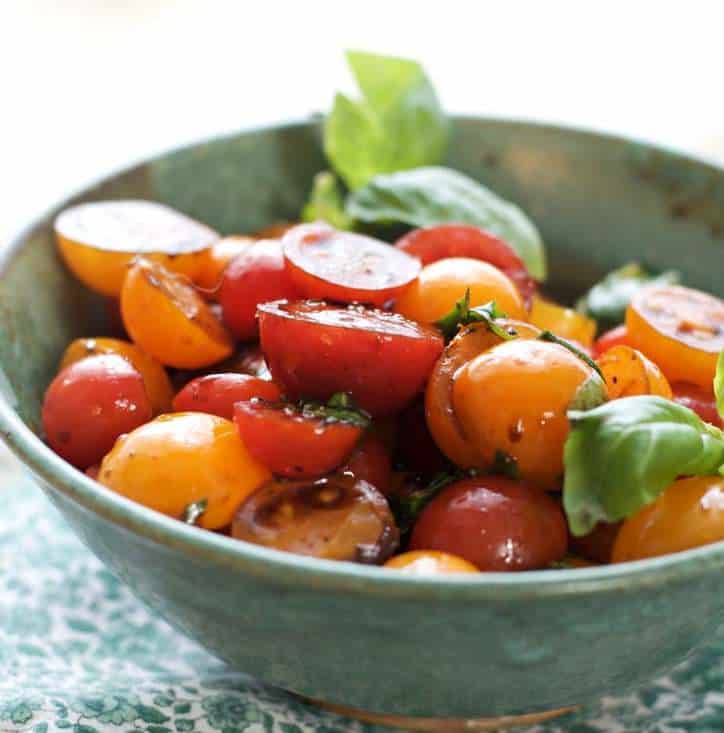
435,289,514,342
299,392,371,429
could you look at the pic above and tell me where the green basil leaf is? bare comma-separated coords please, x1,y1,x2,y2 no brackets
568,371,607,412
715,350,724,420
563,396,724,536
183,498,208,526
576,263,680,329
324,51,448,191
301,171,355,230
299,392,371,429
346,166,546,280
434,289,514,342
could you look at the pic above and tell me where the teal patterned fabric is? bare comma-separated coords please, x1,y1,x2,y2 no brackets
1,457,724,733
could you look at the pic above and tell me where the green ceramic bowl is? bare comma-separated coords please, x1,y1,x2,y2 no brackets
2,118,724,721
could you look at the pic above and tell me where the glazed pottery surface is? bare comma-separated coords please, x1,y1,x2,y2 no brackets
1,118,723,718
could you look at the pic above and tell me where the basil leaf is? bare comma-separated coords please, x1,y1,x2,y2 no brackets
324,51,448,191
346,166,546,280
716,351,724,420
302,171,355,230
568,371,607,412
183,498,208,526
576,263,680,329
563,396,724,536
434,289,514,342
299,392,371,429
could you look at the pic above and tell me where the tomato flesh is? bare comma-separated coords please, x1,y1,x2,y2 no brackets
283,223,420,305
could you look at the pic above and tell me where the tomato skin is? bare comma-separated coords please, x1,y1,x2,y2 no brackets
234,400,363,479
570,522,621,564
42,354,152,469
258,300,444,417
283,223,420,305
613,476,724,562
672,383,723,427
596,345,672,400
528,297,596,348
194,235,255,295
343,435,392,495
592,325,630,357
410,477,568,571
384,550,478,574
172,374,281,420
219,240,299,341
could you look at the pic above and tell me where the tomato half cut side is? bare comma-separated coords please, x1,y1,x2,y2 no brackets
283,223,421,305
394,224,537,307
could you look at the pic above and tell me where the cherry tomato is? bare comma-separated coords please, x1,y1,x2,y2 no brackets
592,324,630,357
283,223,420,305
233,400,364,479
672,382,723,427
612,476,724,562
409,477,567,571
60,337,174,415
256,221,297,239
396,398,448,478
55,200,216,297
395,225,537,307
258,300,444,417
626,285,724,388
384,551,478,575
42,354,152,469
394,257,526,326
99,412,271,529
528,296,596,348
219,239,299,341
570,521,621,564
425,321,541,470
194,235,255,294
343,435,392,494
121,257,233,369
231,473,399,563
596,345,672,400
451,340,598,489
172,374,281,420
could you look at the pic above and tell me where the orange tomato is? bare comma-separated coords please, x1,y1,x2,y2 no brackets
451,339,599,489
55,200,217,296
98,412,271,530
60,337,174,415
626,285,724,388
120,258,233,369
394,257,526,326
193,235,255,295
528,296,596,348
384,551,479,575
612,476,724,562
596,345,672,400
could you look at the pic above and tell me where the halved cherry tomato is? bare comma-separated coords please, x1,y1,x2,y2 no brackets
528,296,596,348
258,300,444,417
394,257,526,326
55,200,216,296
613,476,724,562
231,473,399,563
395,225,536,307
425,320,541,469
172,374,281,420
626,285,724,388
194,235,255,294
384,550,478,574
343,435,392,495
121,258,233,369
570,521,621,564
409,477,567,571
42,354,152,469
596,345,672,400
60,337,174,415
282,223,420,306
672,383,723,427
234,399,364,479
99,412,270,529
219,239,299,340
592,324,630,357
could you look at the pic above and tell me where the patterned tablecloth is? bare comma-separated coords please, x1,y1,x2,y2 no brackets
1,448,724,733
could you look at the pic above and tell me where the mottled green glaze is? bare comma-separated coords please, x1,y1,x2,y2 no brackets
1,119,723,719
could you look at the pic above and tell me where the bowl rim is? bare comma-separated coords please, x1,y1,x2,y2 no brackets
2,114,724,600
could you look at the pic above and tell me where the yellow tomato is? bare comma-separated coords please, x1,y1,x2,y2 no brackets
596,345,672,400
384,551,479,574
193,235,255,295
528,296,596,348
59,337,173,415
98,412,271,529
394,257,526,325
613,476,724,562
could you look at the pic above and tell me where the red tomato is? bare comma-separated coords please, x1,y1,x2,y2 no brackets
343,435,392,494
410,477,568,571
172,373,281,420
42,354,152,469
672,382,723,427
395,225,537,307
258,300,444,417
283,222,420,305
592,324,630,357
219,239,298,340
234,399,364,479
396,398,448,477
